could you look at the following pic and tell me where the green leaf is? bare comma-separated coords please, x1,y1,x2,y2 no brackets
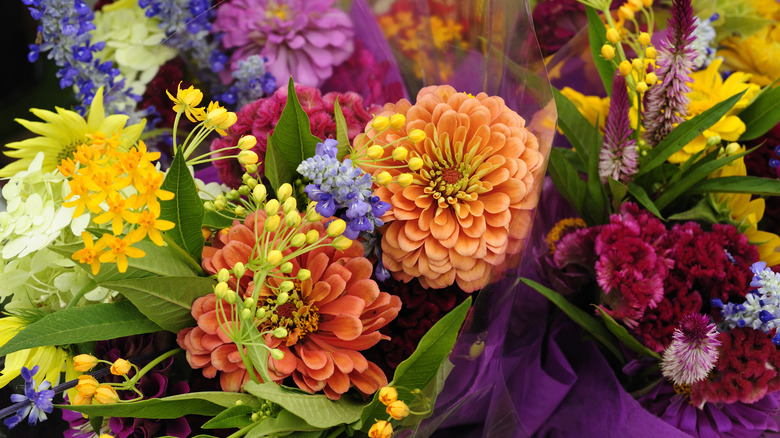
552,87,602,165
595,307,662,359
243,382,364,429
202,404,254,429
361,297,472,430
89,416,103,436
160,148,205,260
547,148,586,216
739,85,780,141
61,392,258,418
0,300,161,356
264,136,295,193
667,198,722,224
607,177,628,210
270,77,322,175
100,276,215,333
626,183,663,219
245,410,323,438
203,209,238,229
686,176,780,196
583,115,608,225
637,90,746,176
333,99,351,161
586,6,616,95
521,278,624,362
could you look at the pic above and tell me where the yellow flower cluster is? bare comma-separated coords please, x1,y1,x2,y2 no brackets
369,386,413,438
167,83,237,136
71,354,138,406
61,133,174,274
599,0,658,95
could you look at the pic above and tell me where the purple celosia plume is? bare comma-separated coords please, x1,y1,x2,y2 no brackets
661,313,720,386
642,0,696,147
599,74,638,183
213,0,354,87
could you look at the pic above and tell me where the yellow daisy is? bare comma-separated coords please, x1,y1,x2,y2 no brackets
0,87,146,177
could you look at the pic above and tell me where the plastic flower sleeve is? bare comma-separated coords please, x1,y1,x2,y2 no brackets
359,0,556,435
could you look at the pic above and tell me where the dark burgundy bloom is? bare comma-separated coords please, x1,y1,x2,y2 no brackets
531,0,587,56
139,58,189,129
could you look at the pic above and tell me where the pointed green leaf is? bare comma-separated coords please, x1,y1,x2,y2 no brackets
548,148,586,216
686,175,780,196
202,404,254,429
61,392,257,418
739,84,780,141
583,115,608,225
667,198,722,224
637,90,746,176
0,300,161,356
627,183,663,219
264,136,295,193
100,276,215,332
521,277,624,362
586,6,616,95
270,77,322,174
596,307,662,359
160,148,205,260
552,87,602,165
333,99,351,161
607,177,628,210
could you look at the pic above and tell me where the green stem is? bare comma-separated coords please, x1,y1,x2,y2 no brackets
225,420,261,438
65,280,98,309
172,111,183,155
128,348,182,386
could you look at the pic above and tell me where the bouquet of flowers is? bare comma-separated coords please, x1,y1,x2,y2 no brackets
514,0,780,435
0,0,554,437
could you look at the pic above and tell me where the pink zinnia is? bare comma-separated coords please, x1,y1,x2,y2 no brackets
661,313,720,386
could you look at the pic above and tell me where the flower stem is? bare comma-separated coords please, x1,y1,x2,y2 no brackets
64,280,98,309
128,348,182,387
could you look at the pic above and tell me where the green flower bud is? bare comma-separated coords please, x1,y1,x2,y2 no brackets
273,327,288,338
279,280,294,292
280,262,293,273
270,349,285,360
297,269,311,281
265,199,280,216
276,292,289,305
290,233,306,247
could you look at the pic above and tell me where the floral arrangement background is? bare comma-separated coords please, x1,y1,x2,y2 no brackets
0,1,555,437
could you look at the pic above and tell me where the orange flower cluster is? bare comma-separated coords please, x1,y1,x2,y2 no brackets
62,133,174,273
355,85,543,292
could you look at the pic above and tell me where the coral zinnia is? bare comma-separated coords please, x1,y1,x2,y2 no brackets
355,85,544,292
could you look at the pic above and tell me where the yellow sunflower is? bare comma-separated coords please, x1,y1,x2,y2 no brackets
0,87,145,177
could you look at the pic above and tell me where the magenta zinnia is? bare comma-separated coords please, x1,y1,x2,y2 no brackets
599,74,638,183
661,313,720,386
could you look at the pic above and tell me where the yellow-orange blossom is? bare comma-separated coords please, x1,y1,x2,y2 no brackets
356,86,543,292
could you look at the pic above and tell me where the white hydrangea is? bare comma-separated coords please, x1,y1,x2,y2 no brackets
691,16,718,71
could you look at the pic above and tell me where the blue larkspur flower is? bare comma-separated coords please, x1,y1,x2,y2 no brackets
713,261,780,344
3,366,55,429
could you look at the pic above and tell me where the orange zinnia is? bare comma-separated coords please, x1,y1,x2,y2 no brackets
354,85,543,292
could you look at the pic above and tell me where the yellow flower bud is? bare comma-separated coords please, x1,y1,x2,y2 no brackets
390,113,406,130
234,262,246,278
110,358,132,376
631,58,643,72
245,164,258,173
238,150,259,166
253,185,267,202
244,297,255,308
273,327,288,338
392,147,408,161
71,393,92,406
326,219,347,237
270,349,285,360
277,183,293,202
397,173,414,188
280,262,293,273
376,171,392,186
636,82,648,93
285,211,301,227
378,386,398,405
265,199,280,216
267,250,283,266
241,308,252,320
94,384,119,405
297,268,311,281
645,72,658,85
601,44,615,61
306,229,320,244
725,142,741,156
372,116,390,131
214,198,227,210
279,280,294,292
265,214,281,232
290,233,306,247
386,400,410,420
618,5,634,20
215,281,229,298
204,201,216,212
367,145,385,160
307,207,322,223
332,236,353,250
628,0,643,10
638,32,651,46
408,157,424,171
73,354,99,372
645,46,657,59
247,177,258,189
76,375,99,397
618,60,632,77
282,197,297,215
368,420,393,438
237,135,257,150
277,292,290,305
217,268,231,283
234,206,246,216
256,308,267,319
409,129,426,143
606,28,620,44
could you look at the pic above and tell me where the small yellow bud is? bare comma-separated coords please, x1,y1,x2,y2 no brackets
306,229,320,244
225,290,237,304
645,46,657,59
725,142,741,156
326,219,347,237
204,201,216,212
241,308,252,320
245,163,258,173
631,58,643,72
368,420,393,438
253,185,267,203
282,197,297,215
618,5,634,20
332,236,353,250
636,82,648,93
367,145,385,160
270,349,285,360
376,171,392,186
214,198,227,210
238,150,259,166
706,134,722,146
247,177,258,189
372,116,390,131
256,308,267,319
94,384,119,405
237,135,257,150
397,173,414,188
265,199,280,216
306,208,322,223
233,262,246,278
618,60,632,77
71,393,92,406
73,354,99,372
284,211,301,227
110,358,132,376
217,268,231,283
645,72,658,85
378,386,398,405
76,375,100,397
277,183,293,202
215,281,229,298
276,292,290,305
392,147,408,161
638,32,651,46
267,250,283,266
606,28,620,43
273,327,288,338
409,129,426,143
297,268,311,281
279,280,294,292
280,262,293,273
628,0,643,10
408,157,424,171
226,189,240,201
386,400,410,420
244,297,255,308
290,233,306,247
234,206,246,216
265,214,281,232
601,44,615,61
390,113,406,130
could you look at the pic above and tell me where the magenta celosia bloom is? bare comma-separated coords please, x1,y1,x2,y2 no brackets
643,0,696,146
661,313,720,386
213,0,354,87
599,74,638,184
